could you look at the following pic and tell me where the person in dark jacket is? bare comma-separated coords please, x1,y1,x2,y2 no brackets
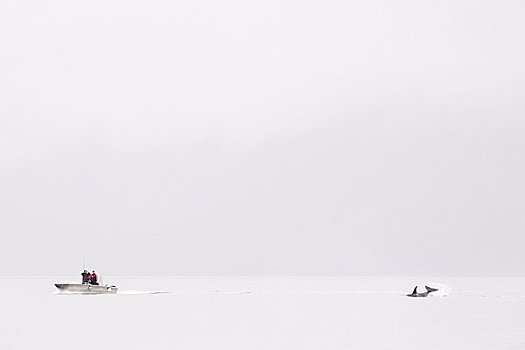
89,270,99,285
81,270,90,284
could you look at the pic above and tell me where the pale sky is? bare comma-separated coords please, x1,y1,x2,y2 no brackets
1,0,524,276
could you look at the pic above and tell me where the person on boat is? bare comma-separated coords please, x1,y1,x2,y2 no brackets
81,270,90,284
89,270,99,285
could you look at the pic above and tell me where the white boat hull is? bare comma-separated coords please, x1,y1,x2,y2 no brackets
55,283,118,294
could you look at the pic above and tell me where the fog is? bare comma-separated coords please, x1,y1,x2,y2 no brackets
1,0,524,275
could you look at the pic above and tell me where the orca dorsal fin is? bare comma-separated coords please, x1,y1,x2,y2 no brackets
412,286,418,294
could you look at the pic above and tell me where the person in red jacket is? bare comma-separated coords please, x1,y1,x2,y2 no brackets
89,270,99,285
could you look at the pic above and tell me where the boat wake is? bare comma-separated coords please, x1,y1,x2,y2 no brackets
118,290,173,295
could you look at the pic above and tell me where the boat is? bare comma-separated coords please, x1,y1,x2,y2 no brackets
54,283,118,294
